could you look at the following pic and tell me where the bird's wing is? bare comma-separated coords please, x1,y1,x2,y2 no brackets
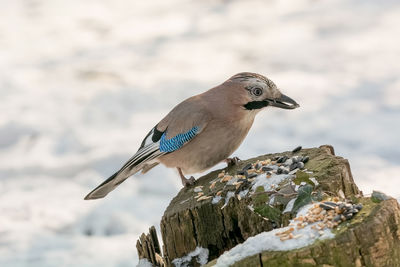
84,97,211,200
156,95,210,139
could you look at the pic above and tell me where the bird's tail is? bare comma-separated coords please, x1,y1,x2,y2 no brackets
84,171,121,200
84,145,164,200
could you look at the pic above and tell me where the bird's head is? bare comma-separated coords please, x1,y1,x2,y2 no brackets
227,72,300,111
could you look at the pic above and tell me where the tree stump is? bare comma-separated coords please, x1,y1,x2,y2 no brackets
136,145,400,267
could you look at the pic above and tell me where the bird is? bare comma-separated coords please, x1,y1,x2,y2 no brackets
84,72,299,200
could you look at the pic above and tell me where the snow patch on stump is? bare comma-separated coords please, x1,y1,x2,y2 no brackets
214,204,334,267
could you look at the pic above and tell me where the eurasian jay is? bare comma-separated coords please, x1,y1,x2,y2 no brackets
85,72,299,200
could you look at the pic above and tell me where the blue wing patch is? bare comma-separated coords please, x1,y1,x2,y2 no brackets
159,126,199,152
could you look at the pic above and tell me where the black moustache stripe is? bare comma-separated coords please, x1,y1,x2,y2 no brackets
244,101,269,110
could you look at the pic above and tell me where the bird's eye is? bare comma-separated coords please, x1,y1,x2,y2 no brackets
252,88,263,96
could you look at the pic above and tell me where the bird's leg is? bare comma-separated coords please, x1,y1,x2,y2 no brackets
177,167,195,187
225,156,241,167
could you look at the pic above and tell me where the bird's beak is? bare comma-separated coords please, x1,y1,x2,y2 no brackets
266,93,300,109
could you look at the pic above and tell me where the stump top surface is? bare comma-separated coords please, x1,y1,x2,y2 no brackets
163,145,354,218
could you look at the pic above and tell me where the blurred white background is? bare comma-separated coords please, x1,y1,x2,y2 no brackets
1,0,399,266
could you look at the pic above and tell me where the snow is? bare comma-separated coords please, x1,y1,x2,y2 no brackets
137,259,153,267
238,189,249,199
251,172,291,192
214,204,334,267
221,191,236,209
1,0,400,266
226,176,239,185
171,247,209,267
194,187,203,193
309,177,319,187
283,198,296,213
212,195,222,204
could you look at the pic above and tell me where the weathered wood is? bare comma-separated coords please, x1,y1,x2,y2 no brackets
137,145,367,266
136,226,164,267
161,192,274,266
224,198,400,267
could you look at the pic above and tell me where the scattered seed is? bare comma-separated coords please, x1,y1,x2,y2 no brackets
324,201,338,206
242,163,253,171
194,192,204,198
197,195,212,202
247,169,256,174
236,170,245,175
209,181,217,189
292,156,301,163
355,204,363,210
263,159,272,165
289,163,298,171
211,156,362,243
220,175,233,182
292,146,302,153
349,208,358,214
262,166,273,172
344,213,353,220
302,156,310,163
247,173,257,178
319,203,336,210
277,156,288,163
276,227,294,236
296,162,305,169
312,207,322,214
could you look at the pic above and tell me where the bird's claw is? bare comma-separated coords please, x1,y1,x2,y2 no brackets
177,167,196,187
182,176,196,187
225,156,241,167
